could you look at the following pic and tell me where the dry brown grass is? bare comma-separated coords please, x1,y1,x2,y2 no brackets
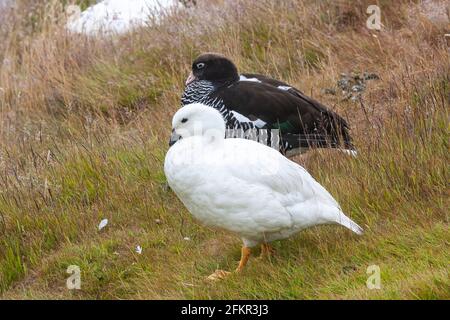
0,0,448,299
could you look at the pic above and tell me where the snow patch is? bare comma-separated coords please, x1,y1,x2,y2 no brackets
66,0,179,36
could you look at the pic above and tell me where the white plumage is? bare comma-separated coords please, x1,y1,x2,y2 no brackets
164,103,362,277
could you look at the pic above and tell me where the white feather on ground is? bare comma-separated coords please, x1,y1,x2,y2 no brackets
164,103,363,248
98,218,108,231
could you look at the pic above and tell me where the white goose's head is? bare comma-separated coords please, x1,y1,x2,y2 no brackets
169,103,226,147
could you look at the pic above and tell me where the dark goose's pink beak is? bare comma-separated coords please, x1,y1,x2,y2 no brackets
185,71,197,85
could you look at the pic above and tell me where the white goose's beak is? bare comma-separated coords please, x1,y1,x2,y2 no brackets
169,129,182,147
185,71,197,86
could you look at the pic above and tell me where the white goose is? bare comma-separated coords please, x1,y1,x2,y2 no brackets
164,103,363,280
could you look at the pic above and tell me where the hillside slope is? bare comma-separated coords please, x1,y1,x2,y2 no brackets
0,0,448,299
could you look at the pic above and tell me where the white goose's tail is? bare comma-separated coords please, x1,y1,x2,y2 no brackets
336,212,364,235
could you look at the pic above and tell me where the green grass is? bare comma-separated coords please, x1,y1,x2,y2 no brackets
0,0,448,299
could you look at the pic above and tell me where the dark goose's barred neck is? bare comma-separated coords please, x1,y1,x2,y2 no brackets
181,80,283,150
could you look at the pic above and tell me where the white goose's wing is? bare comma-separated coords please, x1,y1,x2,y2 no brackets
221,138,363,234
222,138,339,207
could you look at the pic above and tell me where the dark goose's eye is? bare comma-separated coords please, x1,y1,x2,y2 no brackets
181,118,188,123
196,62,205,69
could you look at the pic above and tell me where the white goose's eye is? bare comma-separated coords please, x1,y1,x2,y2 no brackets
181,118,188,123
196,62,205,69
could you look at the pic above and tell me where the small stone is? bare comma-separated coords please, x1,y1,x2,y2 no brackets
342,265,357,274
342,93,353,100
351,84,365,92
322,88,337,95
363,72,380,80
337,79,350,91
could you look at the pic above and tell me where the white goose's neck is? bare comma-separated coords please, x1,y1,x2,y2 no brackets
167,135,224,170
173,134,224,150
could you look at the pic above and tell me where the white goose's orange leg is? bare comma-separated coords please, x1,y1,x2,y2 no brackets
206,246,251,281
259,243,275,259
235,246,251,272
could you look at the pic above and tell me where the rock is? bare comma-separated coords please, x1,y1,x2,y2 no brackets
322,88,337,95
351,84,365,92
328,71,379,102
363,72,380,80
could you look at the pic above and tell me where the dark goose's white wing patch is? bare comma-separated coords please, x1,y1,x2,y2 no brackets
239,75,262,83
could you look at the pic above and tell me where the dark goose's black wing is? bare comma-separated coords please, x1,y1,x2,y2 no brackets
241,73,305,94
213,79,353,151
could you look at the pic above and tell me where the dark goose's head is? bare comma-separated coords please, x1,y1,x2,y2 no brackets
185,53,239,85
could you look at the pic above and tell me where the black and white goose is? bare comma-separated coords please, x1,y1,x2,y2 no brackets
181,53,356,156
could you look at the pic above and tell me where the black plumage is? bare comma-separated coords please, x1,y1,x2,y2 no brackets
181,53,355,156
